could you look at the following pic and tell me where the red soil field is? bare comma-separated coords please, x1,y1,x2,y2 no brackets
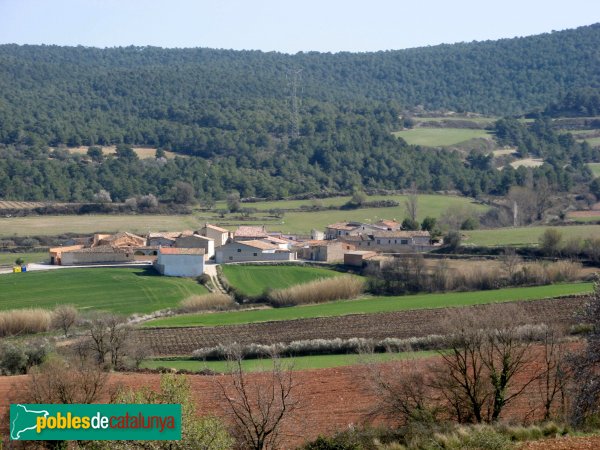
0,346,593,449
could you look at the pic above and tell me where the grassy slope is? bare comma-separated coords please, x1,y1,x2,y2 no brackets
143,282,592,328
221,265,343,297
392,128,492,146
0,252,48,265
141,351,437,372
0,194,487,236
0,215,200,237
0,267,208,315
465,225,600,246
588,163,600,178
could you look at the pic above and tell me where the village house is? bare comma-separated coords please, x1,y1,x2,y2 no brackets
233,225,269,241
373,219,402,231
215,239,296,263
344,250,379,267
175,234,215,259
340,230,432,252
324,222,388,240
199,224,230,248
94,232,146,249
58,245,135,266
147,231,190,247
296,240,355,263
154,247,205,277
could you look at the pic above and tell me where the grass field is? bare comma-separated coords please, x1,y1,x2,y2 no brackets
64,146,180,159
392,128,492,147
588,163,600,178
0,267,208,315
221,265,344,297
143,282,592,328
0,214,200,237
0,194,487,236
141,351,437,372
464,225,600,247
0,252,48,266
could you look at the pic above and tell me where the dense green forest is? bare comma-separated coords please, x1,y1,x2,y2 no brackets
0,24,599,202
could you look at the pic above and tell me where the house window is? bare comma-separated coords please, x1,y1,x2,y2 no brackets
401,239,408,245
377,240,381,244
229,256,233,261
367,242,370,246
237,248,242,252
253,253,258,256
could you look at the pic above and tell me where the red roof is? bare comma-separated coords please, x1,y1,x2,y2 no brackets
159,248,205,255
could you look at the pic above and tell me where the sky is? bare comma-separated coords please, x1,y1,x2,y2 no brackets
0,0,599,53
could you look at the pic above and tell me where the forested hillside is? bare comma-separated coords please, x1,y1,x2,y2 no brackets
0,24,598,202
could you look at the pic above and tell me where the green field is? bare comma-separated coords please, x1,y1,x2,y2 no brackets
0,214,200,237
0,267,208,315
143,282,592,328
221,265,343,297
0,252,48,266
0,194,487,236
275,195,488,234
392,128,492,147
589,163,600,178
465,225,600,247
141,351,437,372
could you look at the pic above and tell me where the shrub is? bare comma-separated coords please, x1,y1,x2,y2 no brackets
267,276,364,307
178,293,235,313
0,343,28,375
196,273,211,285
0,308,53,337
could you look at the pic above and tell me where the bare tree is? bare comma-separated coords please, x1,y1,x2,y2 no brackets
52,305,79,337
508,186,536,225
217,351,301,450
28,355,108,404
87,313,131,367
366,355,439,425
569,278,600,425
500,248,522,282
537,325,569,421
436,306,538,423
405,184,418,222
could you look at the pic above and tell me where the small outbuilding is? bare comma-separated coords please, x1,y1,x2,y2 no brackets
154,247,205,277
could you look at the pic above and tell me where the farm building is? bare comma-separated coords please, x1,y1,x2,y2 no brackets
340,230,433,252
154,247,205,277
93,232,146,248
49,245,85,265
199,223,230,248
324,222,386,240
296,240,355,262
147,231,188,247
344,250,378,267
216,240,296,263
175,234,215,259
59,246,135,266
373,219,402,231
233,225,269,241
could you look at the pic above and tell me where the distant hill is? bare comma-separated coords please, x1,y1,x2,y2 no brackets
0,25,598,203
0,24,598,150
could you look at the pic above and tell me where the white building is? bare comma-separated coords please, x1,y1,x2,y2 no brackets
215,240,296,264
154,247,205,277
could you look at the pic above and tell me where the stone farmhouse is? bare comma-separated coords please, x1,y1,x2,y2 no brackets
340,230,433,253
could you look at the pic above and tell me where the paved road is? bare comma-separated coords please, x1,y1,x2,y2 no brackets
0,261,153,275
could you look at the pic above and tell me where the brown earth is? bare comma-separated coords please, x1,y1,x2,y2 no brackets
134,296,587,356
0,348,594,449
520,436,600,449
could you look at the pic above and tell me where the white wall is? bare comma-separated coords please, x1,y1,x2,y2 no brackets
156,253,204,277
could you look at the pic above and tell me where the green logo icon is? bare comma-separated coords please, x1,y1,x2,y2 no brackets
10,404,181,441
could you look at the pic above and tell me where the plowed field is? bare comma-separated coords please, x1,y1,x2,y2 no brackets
134,296,587,356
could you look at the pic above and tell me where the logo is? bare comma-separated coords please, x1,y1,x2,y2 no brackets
10,404,181,441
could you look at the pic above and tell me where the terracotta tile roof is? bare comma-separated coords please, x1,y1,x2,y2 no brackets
204,224,229,233
262,237,289,244
234,226,268,238
340,235,373,242
300,239,345,247
375,220,401,228
237,240,280,250
103,232,145,242
65,245,128,254
372,230,431,238
148,231,193,240
159,247,205,255
326,223,360,231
